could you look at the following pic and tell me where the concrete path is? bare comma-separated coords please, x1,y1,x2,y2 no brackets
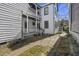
5,32,67,56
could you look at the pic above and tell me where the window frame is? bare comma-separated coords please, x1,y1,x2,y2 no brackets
44,21,49,29
25,21,27,28
32,22,35,26
44,7,49,15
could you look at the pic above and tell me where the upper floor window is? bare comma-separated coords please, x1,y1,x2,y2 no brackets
44,7,48,15
38,11,40,15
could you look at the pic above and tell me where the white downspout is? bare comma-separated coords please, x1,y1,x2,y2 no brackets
35,4,38,33
68,4,71,33
27,15,29,33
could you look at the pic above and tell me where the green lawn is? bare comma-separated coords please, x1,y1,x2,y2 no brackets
19,45,50,56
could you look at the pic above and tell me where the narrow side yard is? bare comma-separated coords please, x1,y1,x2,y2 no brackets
0,32,67,56
8,33,67,56
3,33,62,56
0,35,51,56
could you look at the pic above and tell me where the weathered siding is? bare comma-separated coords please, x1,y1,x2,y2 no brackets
0,3,29,43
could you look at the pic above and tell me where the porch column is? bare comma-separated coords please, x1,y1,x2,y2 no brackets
35,4,38,32
27,15,29,33
36,19,37,32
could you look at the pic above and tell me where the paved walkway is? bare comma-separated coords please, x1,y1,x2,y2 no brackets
5,32,67,56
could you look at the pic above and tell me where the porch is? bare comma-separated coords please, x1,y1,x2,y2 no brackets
22,14,44,39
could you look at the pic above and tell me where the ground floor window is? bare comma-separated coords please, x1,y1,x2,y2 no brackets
25,21,27,28
44,21,49,29
37,23,40,29
32,22,35,26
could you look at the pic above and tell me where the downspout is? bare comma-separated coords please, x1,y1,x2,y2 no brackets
35,4,38,34
69,3,71,33
21,11,24,40
53,3,56,34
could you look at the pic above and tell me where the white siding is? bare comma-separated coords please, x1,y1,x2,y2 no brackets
41,4,55,34
0,3,28,43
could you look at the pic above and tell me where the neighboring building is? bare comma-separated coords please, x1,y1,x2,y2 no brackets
69,3,79,44
41,3,58,34
0,3,58,43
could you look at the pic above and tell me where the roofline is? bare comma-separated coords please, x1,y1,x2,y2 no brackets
30,3,57,9
35,3,41,8
41,3,56,8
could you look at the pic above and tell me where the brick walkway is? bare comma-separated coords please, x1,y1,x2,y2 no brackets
5,32,67,56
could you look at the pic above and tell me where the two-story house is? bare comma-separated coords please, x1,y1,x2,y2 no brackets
41,3,58,34
0,3,58,43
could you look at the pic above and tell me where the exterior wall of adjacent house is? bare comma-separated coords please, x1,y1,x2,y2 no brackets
0,3,40,43
70,3,79,44
41,4,56,34
0,3,22,43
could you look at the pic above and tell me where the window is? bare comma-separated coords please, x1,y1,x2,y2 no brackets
25,21,27,28
44,7,48,15
32,22,35,26
38,11,40,15
44,21,49,28
37,23,40,29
